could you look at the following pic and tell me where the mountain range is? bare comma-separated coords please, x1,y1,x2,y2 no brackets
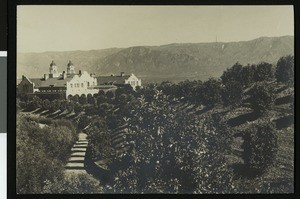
17,35,294,83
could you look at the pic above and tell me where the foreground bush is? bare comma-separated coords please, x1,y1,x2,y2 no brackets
42,173,103,194
16,115,77,193
242,122,278,174
111,90,234,193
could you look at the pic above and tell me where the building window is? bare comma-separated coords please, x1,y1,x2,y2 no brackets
87,82,90,87
81,83,84,87
70,83,73,88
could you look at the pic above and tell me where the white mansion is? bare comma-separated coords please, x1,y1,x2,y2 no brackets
17,60,142,98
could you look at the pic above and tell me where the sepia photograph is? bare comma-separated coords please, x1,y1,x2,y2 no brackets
16,5,294,194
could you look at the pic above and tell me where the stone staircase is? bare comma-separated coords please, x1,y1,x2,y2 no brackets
65,132,88,173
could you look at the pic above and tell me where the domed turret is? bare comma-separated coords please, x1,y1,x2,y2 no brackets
49,60,59,77
67,60,75,75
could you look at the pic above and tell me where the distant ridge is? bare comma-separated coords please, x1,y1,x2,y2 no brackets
17,36,294,82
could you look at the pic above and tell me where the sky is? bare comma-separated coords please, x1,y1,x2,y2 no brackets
17,5,294,53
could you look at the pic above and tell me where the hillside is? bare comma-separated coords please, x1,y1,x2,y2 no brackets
17,36,293,82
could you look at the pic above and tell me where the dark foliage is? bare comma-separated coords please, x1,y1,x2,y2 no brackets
198,78,223,107
222,80,243,107
275,55,294,84
247,82,275,115
16,115,77,193
253,62,274,82
241,122,278,175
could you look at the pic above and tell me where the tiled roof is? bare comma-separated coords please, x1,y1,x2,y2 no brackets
96,75,130,85
29,77,72,88
93,85,118,89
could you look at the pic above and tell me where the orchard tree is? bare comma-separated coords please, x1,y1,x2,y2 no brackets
199,78,223,107
247,81,275,115
50,99,61,112
115,93,128,107
43,99,51,110
254,62,274,82
77,115,90,130
115,85,134,97
97,95,107,107
222,80,243,107
74,102,83,114
79,94,87,105
87,94,94,104
66,101,75,113
112,89,234,193
242,122,278,175
240,64,256,87
157,81,176,98
59,100,67,112
221,62,243,85
72,94,79,103
275,55,294,84
106,91,114,102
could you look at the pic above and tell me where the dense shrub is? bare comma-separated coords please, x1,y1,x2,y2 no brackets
157,81,177,98
115,85,134,97
25,96,42,111
85,116,112,160
112,90,234,193
199,78,223,107
79,94,87,105
275,55,294,84
221,62,243,85
247,81,275,115
42,99,51,110
59,100,67,111
253,62,274,82
87,93,94,104
241,122,278,174
222,80,243,107
66,101,75,112
77,115,90,130
42,173,103,194
16,115,77,193
106,91,115,101
240,64,256,87
50,99,60,112
74,102,83,113
176,80,202,104
136,83,157,102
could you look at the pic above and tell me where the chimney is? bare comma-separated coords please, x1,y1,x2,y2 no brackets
120,72,124,77
79,70,82,75
44,74,49,80
62,71,66,79
22,75,26,81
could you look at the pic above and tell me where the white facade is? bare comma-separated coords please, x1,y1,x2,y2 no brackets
66,71,98,97
124,74,142,90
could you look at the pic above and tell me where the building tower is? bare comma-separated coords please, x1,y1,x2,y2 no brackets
49,60,59,78
67,60,75,75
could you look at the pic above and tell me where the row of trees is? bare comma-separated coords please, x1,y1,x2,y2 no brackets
18,55,293,119
16,55,293,193
111,90,234,193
